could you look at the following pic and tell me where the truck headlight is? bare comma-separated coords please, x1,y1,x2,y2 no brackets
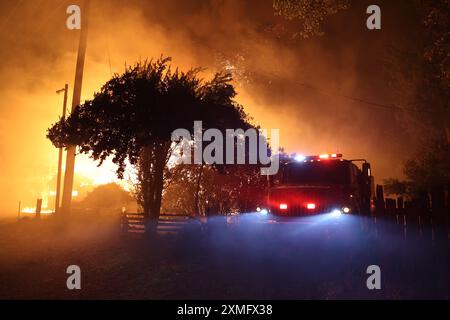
331,209,342,216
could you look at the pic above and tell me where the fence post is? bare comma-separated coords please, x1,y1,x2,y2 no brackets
121,209,128,234
397,197,407,238
385,198,396,222
447,182,450,240
35,199,42,219
375,184,385,217
431,186,446,240
431,186,445,225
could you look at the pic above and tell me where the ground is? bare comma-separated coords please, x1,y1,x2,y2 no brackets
0,213,449,299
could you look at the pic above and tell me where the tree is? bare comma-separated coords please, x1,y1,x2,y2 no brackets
213,1,350,87
385,0,449,139
384,1,449,198
47,57,253,219
384,138,450,197
423,0,450,94
161,163,267,216
273,0,349,38
76,183,134,211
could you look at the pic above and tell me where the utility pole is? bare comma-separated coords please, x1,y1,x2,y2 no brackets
61,0,90,215
55,84,68,214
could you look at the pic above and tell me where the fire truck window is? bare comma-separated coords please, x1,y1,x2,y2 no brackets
283,162,350,185
350,164,358,186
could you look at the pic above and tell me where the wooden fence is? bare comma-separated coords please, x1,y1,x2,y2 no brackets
372,184,449,240
121,212,204,236
121,184,449,239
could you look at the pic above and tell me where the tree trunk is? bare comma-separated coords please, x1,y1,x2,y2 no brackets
149,142,168,219
140,145,153,218
194,163,204,215
139,141,170,221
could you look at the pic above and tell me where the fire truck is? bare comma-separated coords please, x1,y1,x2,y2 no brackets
264,154,374,216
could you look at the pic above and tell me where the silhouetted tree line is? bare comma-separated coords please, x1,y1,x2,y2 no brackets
383,1,449,224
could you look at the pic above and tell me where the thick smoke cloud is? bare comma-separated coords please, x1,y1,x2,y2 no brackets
0,0,422,215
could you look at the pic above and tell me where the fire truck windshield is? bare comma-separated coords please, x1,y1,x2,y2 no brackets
282,161,349,185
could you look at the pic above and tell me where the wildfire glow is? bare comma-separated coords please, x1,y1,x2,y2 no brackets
21,207,53,214
74,154,134,191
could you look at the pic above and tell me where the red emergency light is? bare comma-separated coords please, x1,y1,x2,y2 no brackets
293,154,343,162
306,203,316,210
319,153,342,159
279,203,288,210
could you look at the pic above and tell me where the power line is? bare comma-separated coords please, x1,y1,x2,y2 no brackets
263,71,449,115
294,81,447,114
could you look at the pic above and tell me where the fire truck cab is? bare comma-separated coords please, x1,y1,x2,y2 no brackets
266,154,374,216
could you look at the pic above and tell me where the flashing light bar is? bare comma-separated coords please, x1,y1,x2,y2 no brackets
293,153,343,162
279,203,288,210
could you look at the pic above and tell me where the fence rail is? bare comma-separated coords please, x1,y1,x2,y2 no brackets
121,212,203,236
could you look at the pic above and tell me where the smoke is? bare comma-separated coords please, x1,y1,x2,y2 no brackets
0,0,422,215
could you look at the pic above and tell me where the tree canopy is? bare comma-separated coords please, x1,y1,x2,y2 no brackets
47,57,254,218
273,0,349,38
383,1,450,198
49,57,251,177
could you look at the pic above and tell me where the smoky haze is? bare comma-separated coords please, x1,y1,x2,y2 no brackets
0,0,422,216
